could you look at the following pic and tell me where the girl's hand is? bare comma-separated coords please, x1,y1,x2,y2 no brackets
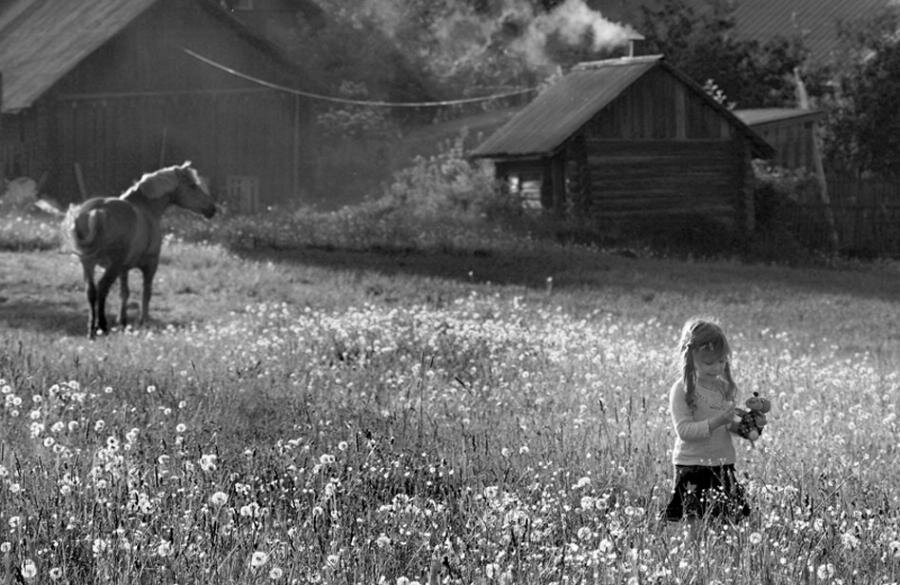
711,405,736,430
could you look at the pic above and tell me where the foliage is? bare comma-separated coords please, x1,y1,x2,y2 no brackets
379,135,501,221
816,8,900,177
638,0,808,108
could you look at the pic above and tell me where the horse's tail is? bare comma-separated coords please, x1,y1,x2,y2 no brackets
61,204,104,256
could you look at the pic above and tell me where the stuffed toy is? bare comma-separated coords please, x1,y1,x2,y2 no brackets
730,392,771,441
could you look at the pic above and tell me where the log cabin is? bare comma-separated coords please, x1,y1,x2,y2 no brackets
470,55,775,233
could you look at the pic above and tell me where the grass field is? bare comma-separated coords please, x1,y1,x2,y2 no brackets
1,208,900,584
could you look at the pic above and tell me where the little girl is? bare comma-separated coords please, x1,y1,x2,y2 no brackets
664,318,750,522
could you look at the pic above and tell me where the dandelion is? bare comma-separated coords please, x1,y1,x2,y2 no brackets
841,532,859,550
8,516,22,529
49,567,63,581
146,385,156,394
250,551,269,568
92,538,109,556
376,534,391,549
269,567,284,580
0,542,10,553
577,526,592,541
337,441,348,451
199,454,217,472
9,483,21,494
209,491,228,507
157,540,172,557
94,420,105,432
816,564,834,580
749,532,763,545
176,423,187,433
890,540,900,559
319,454,335,465
21,559,36,580
574,476,591,489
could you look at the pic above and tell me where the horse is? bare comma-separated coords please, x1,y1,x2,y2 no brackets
63,161,216,338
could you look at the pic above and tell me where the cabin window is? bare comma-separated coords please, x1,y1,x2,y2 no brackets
506,172,545,211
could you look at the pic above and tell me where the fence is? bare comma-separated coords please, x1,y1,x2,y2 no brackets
784,175,900,256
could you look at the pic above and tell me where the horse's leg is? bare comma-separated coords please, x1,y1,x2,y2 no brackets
119,270,130,329
139,262,158,325
83,263,98,339
95,268,119,335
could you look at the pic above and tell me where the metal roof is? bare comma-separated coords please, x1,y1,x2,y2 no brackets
470,55,773,160
470,56,659,159
0,0,302,113
734,108,824,127
0,0,158,112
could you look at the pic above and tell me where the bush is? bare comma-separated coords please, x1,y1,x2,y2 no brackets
379,134,499,222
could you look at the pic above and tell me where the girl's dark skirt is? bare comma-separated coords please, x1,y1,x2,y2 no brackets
664,464,750,522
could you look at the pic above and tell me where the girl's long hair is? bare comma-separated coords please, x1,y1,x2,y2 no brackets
679,318,737,411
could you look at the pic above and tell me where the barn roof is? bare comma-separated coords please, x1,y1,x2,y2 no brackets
470,55,774,160
0,0,300,113
0,0,157,112
734,108,824,127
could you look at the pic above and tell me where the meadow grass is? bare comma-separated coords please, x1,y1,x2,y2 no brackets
1,209,900,584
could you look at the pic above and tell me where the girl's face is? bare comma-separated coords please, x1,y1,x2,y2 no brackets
693,349,726,384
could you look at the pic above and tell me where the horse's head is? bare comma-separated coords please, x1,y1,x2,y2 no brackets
172,162,216,218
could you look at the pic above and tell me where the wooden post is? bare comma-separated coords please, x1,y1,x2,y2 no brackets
550,154,566,216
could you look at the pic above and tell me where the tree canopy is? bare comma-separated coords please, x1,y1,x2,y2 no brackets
636,0,808,108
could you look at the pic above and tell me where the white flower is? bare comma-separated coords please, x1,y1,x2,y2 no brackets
49,567,63,581
21,559,36,579
250,551,269,568
749,532,763,545
268,567,283,580
176,423,187,433
92,538,109,556
209,491,228,507
376,533,391,549
577,526,592,541
0,541,11,553
816,564,834,580
199,454,217,472
156,540,172,557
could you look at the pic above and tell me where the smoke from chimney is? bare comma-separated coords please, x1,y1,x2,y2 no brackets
347,0,636,77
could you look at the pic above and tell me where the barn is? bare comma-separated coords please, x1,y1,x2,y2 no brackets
470,55,774,233
734,108,825,173
0,0,314,212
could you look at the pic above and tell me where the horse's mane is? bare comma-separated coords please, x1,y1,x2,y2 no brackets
123,162,201,200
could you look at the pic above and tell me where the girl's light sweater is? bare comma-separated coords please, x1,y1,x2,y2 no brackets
669,380,736,466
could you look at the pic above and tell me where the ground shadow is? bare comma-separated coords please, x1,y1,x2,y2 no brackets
0,297,86,336
232,242,900,305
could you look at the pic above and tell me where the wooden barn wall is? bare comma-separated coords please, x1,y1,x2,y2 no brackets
34,0,313,208
580,68,743,225
53,90,300,209
0,106,51,182
752,119,817,171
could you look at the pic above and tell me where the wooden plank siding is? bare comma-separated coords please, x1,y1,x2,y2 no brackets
1,0,313,210
472,57,770,232
575,68,744,225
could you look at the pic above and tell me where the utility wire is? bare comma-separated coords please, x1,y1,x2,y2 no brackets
183,48,538,108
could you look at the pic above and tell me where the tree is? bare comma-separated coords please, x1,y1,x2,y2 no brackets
818,9,900,177
637,0,808,108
